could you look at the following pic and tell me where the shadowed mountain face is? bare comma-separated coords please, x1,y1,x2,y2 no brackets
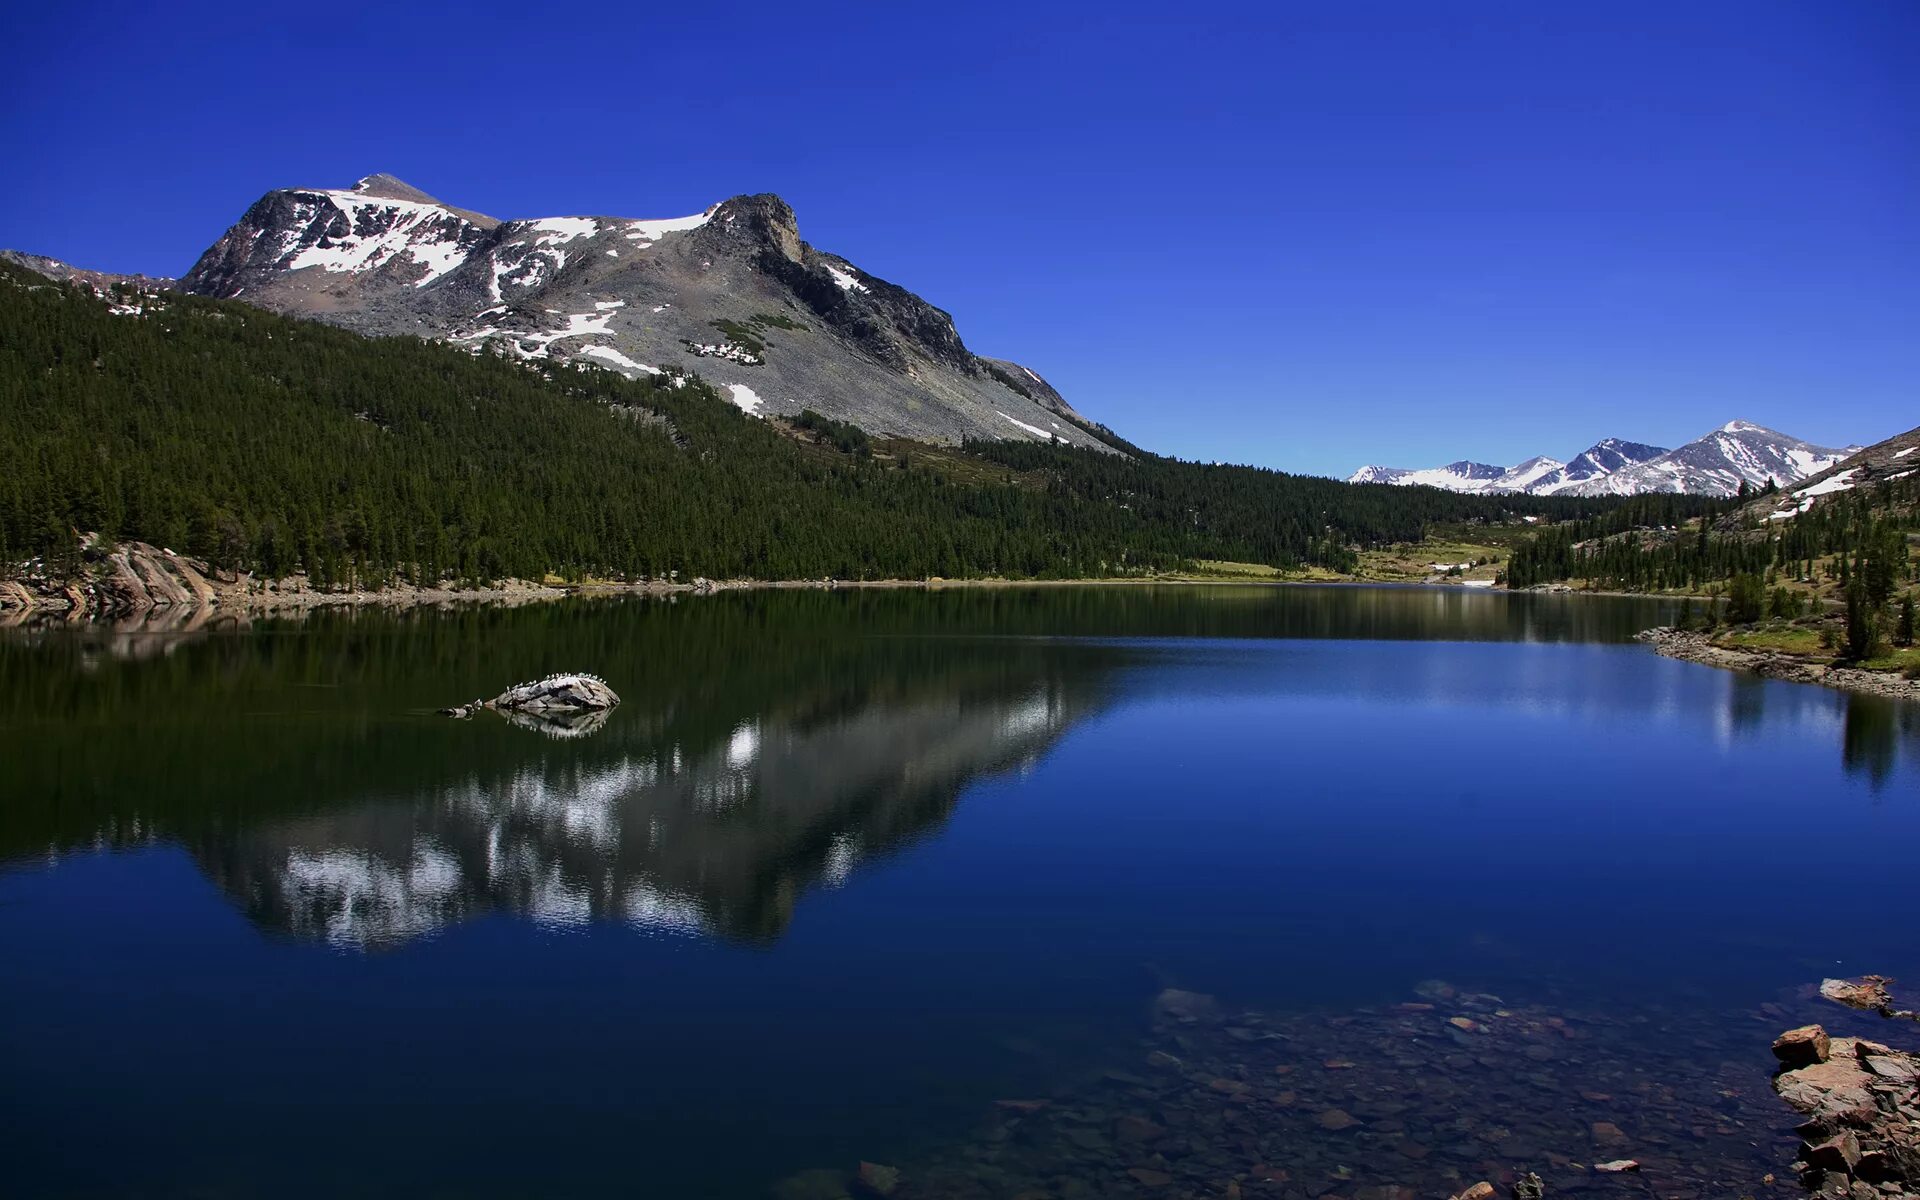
124,175,1101,447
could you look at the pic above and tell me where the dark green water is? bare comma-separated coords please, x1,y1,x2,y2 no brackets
1,586,1915,1198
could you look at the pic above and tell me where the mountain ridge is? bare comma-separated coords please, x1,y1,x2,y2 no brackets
1351,422,1859,498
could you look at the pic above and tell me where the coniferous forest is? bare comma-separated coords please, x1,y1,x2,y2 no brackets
1502,482,1919,595
0,263,1644,589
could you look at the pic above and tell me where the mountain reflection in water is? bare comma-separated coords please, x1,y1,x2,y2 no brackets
203,671,1092,948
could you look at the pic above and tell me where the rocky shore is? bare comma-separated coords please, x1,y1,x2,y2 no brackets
1771,978,1920,1199
1637,627,1920,703
0,539,796,622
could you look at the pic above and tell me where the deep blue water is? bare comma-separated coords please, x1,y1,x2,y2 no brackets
1,587,1914,1198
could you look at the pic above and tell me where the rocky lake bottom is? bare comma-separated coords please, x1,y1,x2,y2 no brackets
841,979,1901,1200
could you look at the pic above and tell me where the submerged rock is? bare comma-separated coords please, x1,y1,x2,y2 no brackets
854,1161,900,1197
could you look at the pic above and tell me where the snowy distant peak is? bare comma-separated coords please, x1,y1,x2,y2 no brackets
1569,438,1668,475
1496,455,1566,492
1349,460,1510,492
1349,423,1854,497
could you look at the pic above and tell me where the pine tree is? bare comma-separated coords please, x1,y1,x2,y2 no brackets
1843,579,1877,662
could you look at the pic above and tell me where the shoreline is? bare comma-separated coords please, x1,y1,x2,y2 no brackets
1637,625,1920,702
0,552,1615,625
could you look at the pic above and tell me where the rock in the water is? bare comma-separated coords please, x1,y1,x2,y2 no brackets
1511,1172,1544,1200
1593,1160,1639,1174
1773,1024,1832,1068
488,672,619,712
1819,976,1896,1014
1450,1184,1495,1200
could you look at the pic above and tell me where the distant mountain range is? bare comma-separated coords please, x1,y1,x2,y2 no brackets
2,173,1105,449
1350,421,1860,498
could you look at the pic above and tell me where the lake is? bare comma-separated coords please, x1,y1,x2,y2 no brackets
2,585,1915,1199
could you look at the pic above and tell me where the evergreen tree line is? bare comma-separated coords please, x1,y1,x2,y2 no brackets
1,264,1644,588
1503,484,1918,595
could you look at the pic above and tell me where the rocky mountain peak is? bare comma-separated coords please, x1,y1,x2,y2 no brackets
350,173,444,205
138,174,1107,448
707,193,803,263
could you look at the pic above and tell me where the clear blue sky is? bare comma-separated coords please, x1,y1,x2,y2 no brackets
3,1,1913,477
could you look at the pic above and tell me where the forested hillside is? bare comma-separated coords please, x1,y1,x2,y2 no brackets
1,264,1633,589
1503,462,1918,665
1504,468,1918,595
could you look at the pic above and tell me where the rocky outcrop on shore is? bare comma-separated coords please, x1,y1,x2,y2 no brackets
1772,978,1920,1199
1,540,220,618
1637,627,1920,702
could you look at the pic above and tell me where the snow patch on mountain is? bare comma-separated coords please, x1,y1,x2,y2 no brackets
577,345,659,375
825,263,869,294
724,384,765,417
623,211,713,244
997,411,1053,439
277,190,478,287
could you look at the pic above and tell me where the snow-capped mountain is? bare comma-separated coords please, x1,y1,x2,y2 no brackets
1523,439,1668,494
13,174,1104,448
1349,423,1857,498
1559,421,1857,496
1349,458,1554,493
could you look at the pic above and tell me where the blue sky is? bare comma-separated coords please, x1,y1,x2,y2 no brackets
2,1,1912,477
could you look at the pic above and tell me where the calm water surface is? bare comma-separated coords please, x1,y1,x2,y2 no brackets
1,586,1915,1198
